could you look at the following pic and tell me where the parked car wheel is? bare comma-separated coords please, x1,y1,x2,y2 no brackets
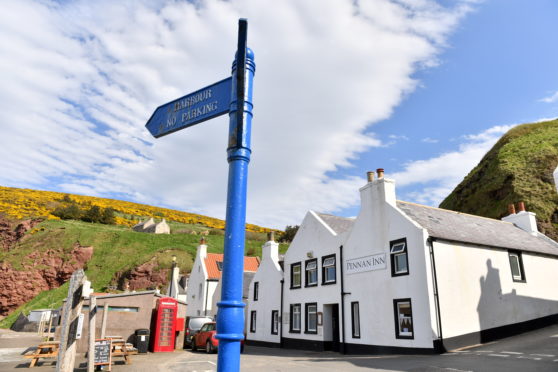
206,340,215,354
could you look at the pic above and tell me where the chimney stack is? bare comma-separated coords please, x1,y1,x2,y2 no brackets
367,171,375,182
508,203,516,215
518,201,526,212
377,168,384,179
267,231,275,242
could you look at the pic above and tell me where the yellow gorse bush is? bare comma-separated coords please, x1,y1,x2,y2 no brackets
0,186,275,233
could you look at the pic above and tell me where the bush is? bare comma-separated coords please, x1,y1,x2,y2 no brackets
280,225,299,242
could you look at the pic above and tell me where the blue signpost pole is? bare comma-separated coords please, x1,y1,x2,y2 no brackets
215,19,255,372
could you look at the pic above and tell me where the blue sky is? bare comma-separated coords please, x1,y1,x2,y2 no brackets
0,0,557,229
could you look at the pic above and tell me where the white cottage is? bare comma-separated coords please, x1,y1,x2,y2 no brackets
186,238,260,317
247,169,558,353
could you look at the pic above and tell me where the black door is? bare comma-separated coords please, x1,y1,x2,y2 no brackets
331,304,340,352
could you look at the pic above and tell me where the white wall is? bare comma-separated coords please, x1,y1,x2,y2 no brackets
282,211,345,343
433,240,558,339
342,178,436,349
246,240,283,344
554,165,558,193
186,243,209,317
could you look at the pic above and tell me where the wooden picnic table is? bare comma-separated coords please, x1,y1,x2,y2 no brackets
23,340,60,368
109,339,137,365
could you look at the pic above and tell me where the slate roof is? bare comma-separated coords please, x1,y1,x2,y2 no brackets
396,201,558,257
204,253,260,280
315,212,355,235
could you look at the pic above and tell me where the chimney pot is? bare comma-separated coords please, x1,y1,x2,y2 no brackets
267,231,275,242
367,171,375,182
508,203,516,215
518,201,526,212
376,168,384,179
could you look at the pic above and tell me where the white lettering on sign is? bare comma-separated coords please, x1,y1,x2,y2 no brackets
174,89,213,112
345,253,386,275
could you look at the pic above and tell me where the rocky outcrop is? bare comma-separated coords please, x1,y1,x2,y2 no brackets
0,242,93,316
0,217,42,251
113,259,169,291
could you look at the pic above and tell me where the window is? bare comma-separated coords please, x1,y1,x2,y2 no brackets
351,302,360,338
322,254,336,284
393,299,414,339
390,238,409,276
290,304,301,332
271,310,279,335
290,262,301,289
305,259,318,287
250,311,257,333
216,261,223,271
305,303,318,334
509,251,526,282
198,283,202,298
254,282,259,301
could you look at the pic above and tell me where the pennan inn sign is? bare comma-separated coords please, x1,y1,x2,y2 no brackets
345,252,386,275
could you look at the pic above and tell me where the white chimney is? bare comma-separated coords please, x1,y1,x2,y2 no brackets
262,235,279,263
360,168,396,207
502,202,538,236
197,237,208,259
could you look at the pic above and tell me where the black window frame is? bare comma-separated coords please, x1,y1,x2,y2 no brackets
321,254,337,285
250,310,256,333
393,298,414,339
254,281,259,301
390,238,409,277
289,303,301,333
351,301,360,338
290,262,302,289
271,310,279,335
508,250,526,282
305,258,318,287
305,302,318,334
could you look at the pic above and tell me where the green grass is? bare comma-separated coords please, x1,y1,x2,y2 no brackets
440,119,558,240
0,219,288,328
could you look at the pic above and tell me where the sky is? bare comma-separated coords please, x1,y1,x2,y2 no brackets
0,0,557,229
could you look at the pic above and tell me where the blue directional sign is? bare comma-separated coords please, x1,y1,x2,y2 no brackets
145,77,232,138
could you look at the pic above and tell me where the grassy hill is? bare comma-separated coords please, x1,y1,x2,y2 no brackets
0,185,275,233
440,119,558,240
0,187,288,329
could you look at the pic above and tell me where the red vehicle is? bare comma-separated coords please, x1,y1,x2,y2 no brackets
191,322,245,354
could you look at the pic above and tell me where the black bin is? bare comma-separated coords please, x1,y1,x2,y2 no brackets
135,329,150,353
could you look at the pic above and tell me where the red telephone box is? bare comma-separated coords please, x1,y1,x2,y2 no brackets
151,297,178,352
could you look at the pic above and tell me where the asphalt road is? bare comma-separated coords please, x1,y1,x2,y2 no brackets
169,324,558,372
2,324,558,371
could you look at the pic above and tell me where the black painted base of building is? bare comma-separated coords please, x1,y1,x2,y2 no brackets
247,313,558,355
442,312,558,351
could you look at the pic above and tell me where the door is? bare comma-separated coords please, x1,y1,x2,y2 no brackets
331,304,340,352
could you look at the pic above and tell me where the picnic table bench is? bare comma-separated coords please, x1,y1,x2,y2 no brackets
110,339,138,365
23,341,60,367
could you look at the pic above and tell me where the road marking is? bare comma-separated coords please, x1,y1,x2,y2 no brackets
531,353,555,357
474,350,494,353
488,354,510,357
550,334,558,338
517,356,541,361
501,351,523,354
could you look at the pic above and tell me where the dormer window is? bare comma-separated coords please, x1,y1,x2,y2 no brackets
216,261,223,271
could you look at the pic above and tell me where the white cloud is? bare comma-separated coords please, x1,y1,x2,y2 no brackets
0,0,474,228
421,137,438,143
539,91,558,103
391,124,515,206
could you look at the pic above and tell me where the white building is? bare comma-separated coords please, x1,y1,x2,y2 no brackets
186,238,260,317
554,165,558,193
246,170,558,353
132,217,170,234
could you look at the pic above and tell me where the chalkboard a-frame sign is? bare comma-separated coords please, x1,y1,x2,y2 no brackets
94,339,112,368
